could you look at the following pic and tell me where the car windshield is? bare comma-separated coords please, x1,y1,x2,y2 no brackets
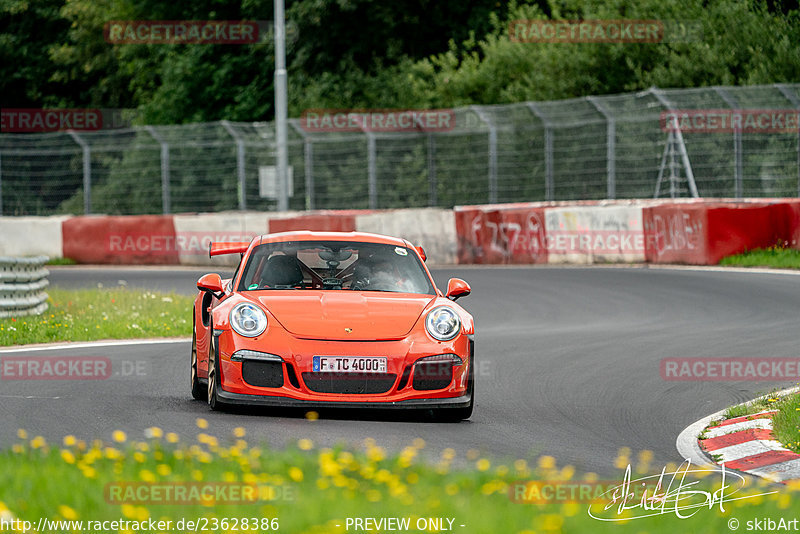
237,241,434,295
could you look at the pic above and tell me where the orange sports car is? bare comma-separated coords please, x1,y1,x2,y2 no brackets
191,231,474,420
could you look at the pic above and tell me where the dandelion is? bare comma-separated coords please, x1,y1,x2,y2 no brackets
112,430,127,443
288,467,304,482
195,418,208,429
233,427,246,438
538,455,556,470
144,427,163,439
298,438,313,451
58,505,77,520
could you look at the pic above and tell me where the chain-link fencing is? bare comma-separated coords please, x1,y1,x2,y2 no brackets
0,84,798,215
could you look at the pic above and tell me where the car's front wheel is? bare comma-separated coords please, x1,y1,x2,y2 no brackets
207,337,226,411
190,324,206,401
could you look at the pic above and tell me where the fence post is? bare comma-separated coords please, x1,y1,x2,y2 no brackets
67,131,91,214
714,87,743,198
427,134,438,206
470,106,497,203
650,88,699,198
289,119,314,210
527,103,554,201
145,126,171,214
775,84,800,197
367,133,377,209
411,115,438,207
221,121,247,211
587,96,616,199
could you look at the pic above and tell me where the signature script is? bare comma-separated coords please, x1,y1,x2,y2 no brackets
588,460,777,521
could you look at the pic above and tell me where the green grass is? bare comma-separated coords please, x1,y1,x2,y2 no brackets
722,389,785,420
720,246,800,269
46,257,78,266
772,391,800,454
1,428,798,534
0,288,193,346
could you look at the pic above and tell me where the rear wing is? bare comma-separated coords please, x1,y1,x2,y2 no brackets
209,242,250,258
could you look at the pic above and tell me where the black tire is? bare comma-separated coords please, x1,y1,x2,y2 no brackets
207,336,226,411
190,324,207,401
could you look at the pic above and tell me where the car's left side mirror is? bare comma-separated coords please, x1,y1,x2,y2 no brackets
415,246,427,262
197,273,223,293
445,278,471,301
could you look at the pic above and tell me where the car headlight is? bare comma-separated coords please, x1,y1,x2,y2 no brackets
229,303,268,337
425,306,461,341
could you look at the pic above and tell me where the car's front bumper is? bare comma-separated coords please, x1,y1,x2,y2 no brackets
214,328,473,405
215,388,472,410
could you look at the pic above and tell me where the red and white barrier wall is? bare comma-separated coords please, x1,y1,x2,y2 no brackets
1,200,798,266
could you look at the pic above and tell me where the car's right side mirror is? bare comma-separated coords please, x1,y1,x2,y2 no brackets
445,278,471,301
197,273,223,293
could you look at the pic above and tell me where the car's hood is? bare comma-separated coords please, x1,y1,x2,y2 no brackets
253,291,435,340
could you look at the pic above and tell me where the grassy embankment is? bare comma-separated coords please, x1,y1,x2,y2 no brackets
0,288,193,346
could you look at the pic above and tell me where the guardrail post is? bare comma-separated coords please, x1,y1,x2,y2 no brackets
67,131,92,214
775,84,800,197
221,121,247,211
145,127,172,214
587,96,616,199
714,87,743,198
527,103,554,201
470,106,497,203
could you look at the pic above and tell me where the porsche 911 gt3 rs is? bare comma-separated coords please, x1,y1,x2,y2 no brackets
191,231,474,420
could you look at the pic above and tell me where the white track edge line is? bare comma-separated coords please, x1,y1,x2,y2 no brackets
0,338,190,353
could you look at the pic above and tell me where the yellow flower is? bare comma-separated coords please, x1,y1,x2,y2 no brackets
195,418,208,429
63,435,77,447
145,427,163,439
30,436,46,449
60,450,76,464
288,467,303,482
139,470,156,482
538,455,556,469
476,458,491,471
112,430,127,443
305,411,319,421
156,464,171,477
298,438,313,451
58,505,78,520
233,427,246,438
166,432,179,444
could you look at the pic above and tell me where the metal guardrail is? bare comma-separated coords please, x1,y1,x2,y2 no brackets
0,256,49,318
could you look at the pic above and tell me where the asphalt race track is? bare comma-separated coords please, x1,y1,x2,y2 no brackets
2,265,799,476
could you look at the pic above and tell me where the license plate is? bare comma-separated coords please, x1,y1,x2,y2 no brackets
313,356,387,373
